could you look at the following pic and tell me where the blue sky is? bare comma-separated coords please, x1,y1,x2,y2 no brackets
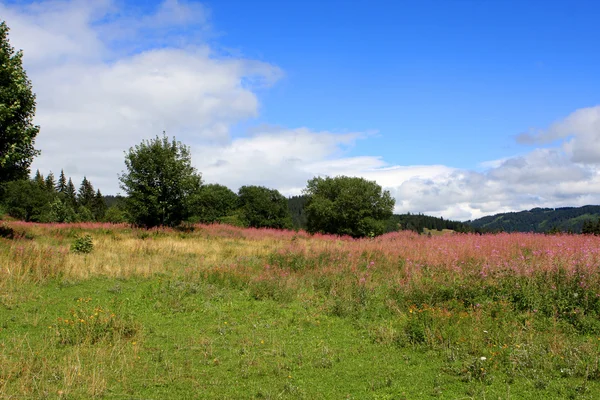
2,0,600,220
207,0,600,166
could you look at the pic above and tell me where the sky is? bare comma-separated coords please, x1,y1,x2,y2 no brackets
2,0,600,221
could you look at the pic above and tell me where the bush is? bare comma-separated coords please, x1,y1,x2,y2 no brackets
104,206,127,223
0,224,17,239
71,234,94,254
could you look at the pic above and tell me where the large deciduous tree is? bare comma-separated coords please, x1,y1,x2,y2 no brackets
0,21,40,183
119,134,202,227
304,175,395,238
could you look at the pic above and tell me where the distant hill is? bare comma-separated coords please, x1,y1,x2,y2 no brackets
466,205,600,233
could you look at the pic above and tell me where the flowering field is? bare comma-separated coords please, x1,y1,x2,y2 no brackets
1,222,600,398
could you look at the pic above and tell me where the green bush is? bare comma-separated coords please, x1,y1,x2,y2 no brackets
71,234,94,254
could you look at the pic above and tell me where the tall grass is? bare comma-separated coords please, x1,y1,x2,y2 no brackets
2,221,600,396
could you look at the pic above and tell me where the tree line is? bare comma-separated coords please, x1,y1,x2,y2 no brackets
1,20,400,238
1,170,107,223
3,19,579,237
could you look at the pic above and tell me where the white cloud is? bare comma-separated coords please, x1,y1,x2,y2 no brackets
4,1,600,222
193,124,600,221
518,105,600,164
2,0,281,192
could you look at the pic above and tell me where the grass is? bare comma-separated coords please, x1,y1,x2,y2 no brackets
1,221,600,398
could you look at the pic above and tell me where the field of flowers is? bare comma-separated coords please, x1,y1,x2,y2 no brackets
1,221,600,398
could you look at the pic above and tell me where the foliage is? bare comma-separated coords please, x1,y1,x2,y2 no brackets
2,179,53,221
92,189,107,221
304,175,395,237
65,177,77,207
238,185,293,229
190,183,239,223
46,197,77,223
103,205,127,223
288,195,308,229
385,212,474,234
0,21,40,183
468,205,600,233
77,176,95,209
582,218,600,235
71,234,94,254
1,172,106,223
119,134,202,228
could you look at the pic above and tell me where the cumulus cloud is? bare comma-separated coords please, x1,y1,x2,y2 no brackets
2,0,282,192
4,0,600,221
518,105,600,164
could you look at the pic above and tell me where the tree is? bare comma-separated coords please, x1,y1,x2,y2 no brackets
45,171,56,193
238,185,292,229
304,175,395,238
104,206,127,223
33,169,44,187
56,170,67,193
3,179,52,221
77,176,95,209
92,189,107,221
119,134,203,227
288,195,308,230
190,183,239,223
0,21,40,183
65,178,77,208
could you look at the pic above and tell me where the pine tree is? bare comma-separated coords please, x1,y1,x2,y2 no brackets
33,169,44,187
78,177,95,209
45,171,56,193
56,169,67,193
92,189,107,221
66,178,77,207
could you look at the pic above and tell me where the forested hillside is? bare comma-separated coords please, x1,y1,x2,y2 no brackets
466,205,600,233
384,213,474,233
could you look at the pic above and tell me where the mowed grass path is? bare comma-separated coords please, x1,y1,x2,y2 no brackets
1,222,600,398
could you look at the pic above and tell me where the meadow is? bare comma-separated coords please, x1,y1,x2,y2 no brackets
1,221,600,399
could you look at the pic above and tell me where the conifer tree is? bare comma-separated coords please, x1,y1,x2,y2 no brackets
78,177,95,209
92,189,107,221
45,171,56,193
56,169,67,193
66,178,77,207
33,170,44,187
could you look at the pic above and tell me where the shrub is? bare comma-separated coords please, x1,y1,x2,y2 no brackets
71,234,94,254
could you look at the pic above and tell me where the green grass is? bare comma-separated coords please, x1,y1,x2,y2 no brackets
2,277,599,399
2,222,600,398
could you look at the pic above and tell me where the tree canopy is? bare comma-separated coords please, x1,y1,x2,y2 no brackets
304,175,395,238
119,134,202,227
190,183,239,224
0,21,40,183
238,185,292,229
